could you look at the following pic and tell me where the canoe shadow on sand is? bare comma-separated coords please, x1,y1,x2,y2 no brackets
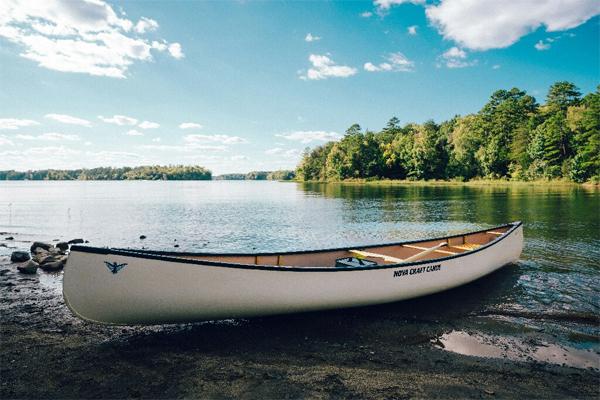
105,262,523,352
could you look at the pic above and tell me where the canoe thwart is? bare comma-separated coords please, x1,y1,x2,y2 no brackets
402,242,458,256
349,249,403,263
402,242,451,262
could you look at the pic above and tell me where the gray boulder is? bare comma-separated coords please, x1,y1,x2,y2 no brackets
17,260,38,274
10,251,30,263
40,258,65,272
32,248,50,264
30,241,53,253
56,242,69,252
68,238,84,245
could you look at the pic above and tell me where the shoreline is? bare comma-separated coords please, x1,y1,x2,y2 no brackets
294,178,599,187
1,233,599,399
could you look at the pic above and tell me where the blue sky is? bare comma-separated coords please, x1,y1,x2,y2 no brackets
0,0,598,174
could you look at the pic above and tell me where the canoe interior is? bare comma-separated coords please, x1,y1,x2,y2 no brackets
124,225,513,268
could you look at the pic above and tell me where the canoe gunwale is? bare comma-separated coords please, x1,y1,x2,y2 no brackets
69,221,522,272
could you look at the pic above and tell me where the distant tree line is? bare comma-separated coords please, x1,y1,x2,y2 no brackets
0,165,212,180
215,170,296,181
296,82,599,183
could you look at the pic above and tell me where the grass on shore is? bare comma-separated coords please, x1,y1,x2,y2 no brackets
293,178,599,188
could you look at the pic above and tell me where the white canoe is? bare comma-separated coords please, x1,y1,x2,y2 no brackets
63,222,523,325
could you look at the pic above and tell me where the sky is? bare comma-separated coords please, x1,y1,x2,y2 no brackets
0,0,598,175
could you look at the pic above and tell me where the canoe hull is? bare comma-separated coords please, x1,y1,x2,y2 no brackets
63,224,523,325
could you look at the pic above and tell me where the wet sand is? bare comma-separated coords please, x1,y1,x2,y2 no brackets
1,251,598,399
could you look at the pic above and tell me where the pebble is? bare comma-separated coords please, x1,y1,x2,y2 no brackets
140,235,147,240
17,260,39,274
67,238,84,245
5,236,14,240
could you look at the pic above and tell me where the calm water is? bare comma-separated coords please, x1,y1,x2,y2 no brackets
1,181,599,351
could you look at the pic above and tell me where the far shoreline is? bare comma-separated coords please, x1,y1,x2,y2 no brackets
0,178,598,188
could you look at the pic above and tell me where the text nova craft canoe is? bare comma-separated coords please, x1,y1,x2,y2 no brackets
63,222,523,325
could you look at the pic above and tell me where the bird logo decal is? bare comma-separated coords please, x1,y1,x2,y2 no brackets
104,261,128,274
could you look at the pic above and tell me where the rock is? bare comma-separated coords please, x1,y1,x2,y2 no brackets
32,248,49,263
49,247,63,256
68,238,84,245
17,260,38,274
39,253,67,266
40,259,65,272
174,244,179,248
139,235,147,240
30,241,53,253
56,242,69,251
10,251,30,263
5,236,14,240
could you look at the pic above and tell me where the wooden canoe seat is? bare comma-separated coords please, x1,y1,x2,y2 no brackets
452,243,481,251
486,231,505,235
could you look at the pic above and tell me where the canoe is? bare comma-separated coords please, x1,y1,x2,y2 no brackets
63,221,523,325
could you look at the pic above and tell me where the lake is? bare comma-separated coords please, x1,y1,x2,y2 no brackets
0,180,598,365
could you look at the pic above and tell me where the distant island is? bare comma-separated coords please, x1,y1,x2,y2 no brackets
0,165,212,181
0,166,297,181
295,82,599,184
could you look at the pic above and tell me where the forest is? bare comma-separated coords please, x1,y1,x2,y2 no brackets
295,82,599,183
214,170,295,181
0,165,212,180
215,170,295,180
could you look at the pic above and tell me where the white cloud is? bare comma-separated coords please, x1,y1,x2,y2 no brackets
0,135,15,146
360,11,373,18
271,148,301,157
407,25,418,35
125,129,144,136
168,42,184,59
0,0,184,78
141,144,227,152
138,120,160,129
425,0,600,50
230,155,248,161
305,33,321,42
265,147,284,155
179,122,203,129
183,134,248,145
299,54,358,80
134,17,158,34
375,0,425,11
151,137,161,142
534,39,551,50
98,115,138,125
276,131,342,144
364,52,415,72
439,46,476,68
0,118,39,130
45,113,91,127
16,132,80,141
492,64,501,69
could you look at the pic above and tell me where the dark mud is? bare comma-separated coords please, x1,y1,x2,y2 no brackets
1,251,599,399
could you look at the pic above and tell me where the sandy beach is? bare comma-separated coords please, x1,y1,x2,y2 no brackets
1,243,598,399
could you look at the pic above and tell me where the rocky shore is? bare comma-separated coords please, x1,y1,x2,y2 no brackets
0,234,598,399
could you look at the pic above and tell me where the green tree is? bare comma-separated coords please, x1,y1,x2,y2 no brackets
478,88,537,177
546,81,581,111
